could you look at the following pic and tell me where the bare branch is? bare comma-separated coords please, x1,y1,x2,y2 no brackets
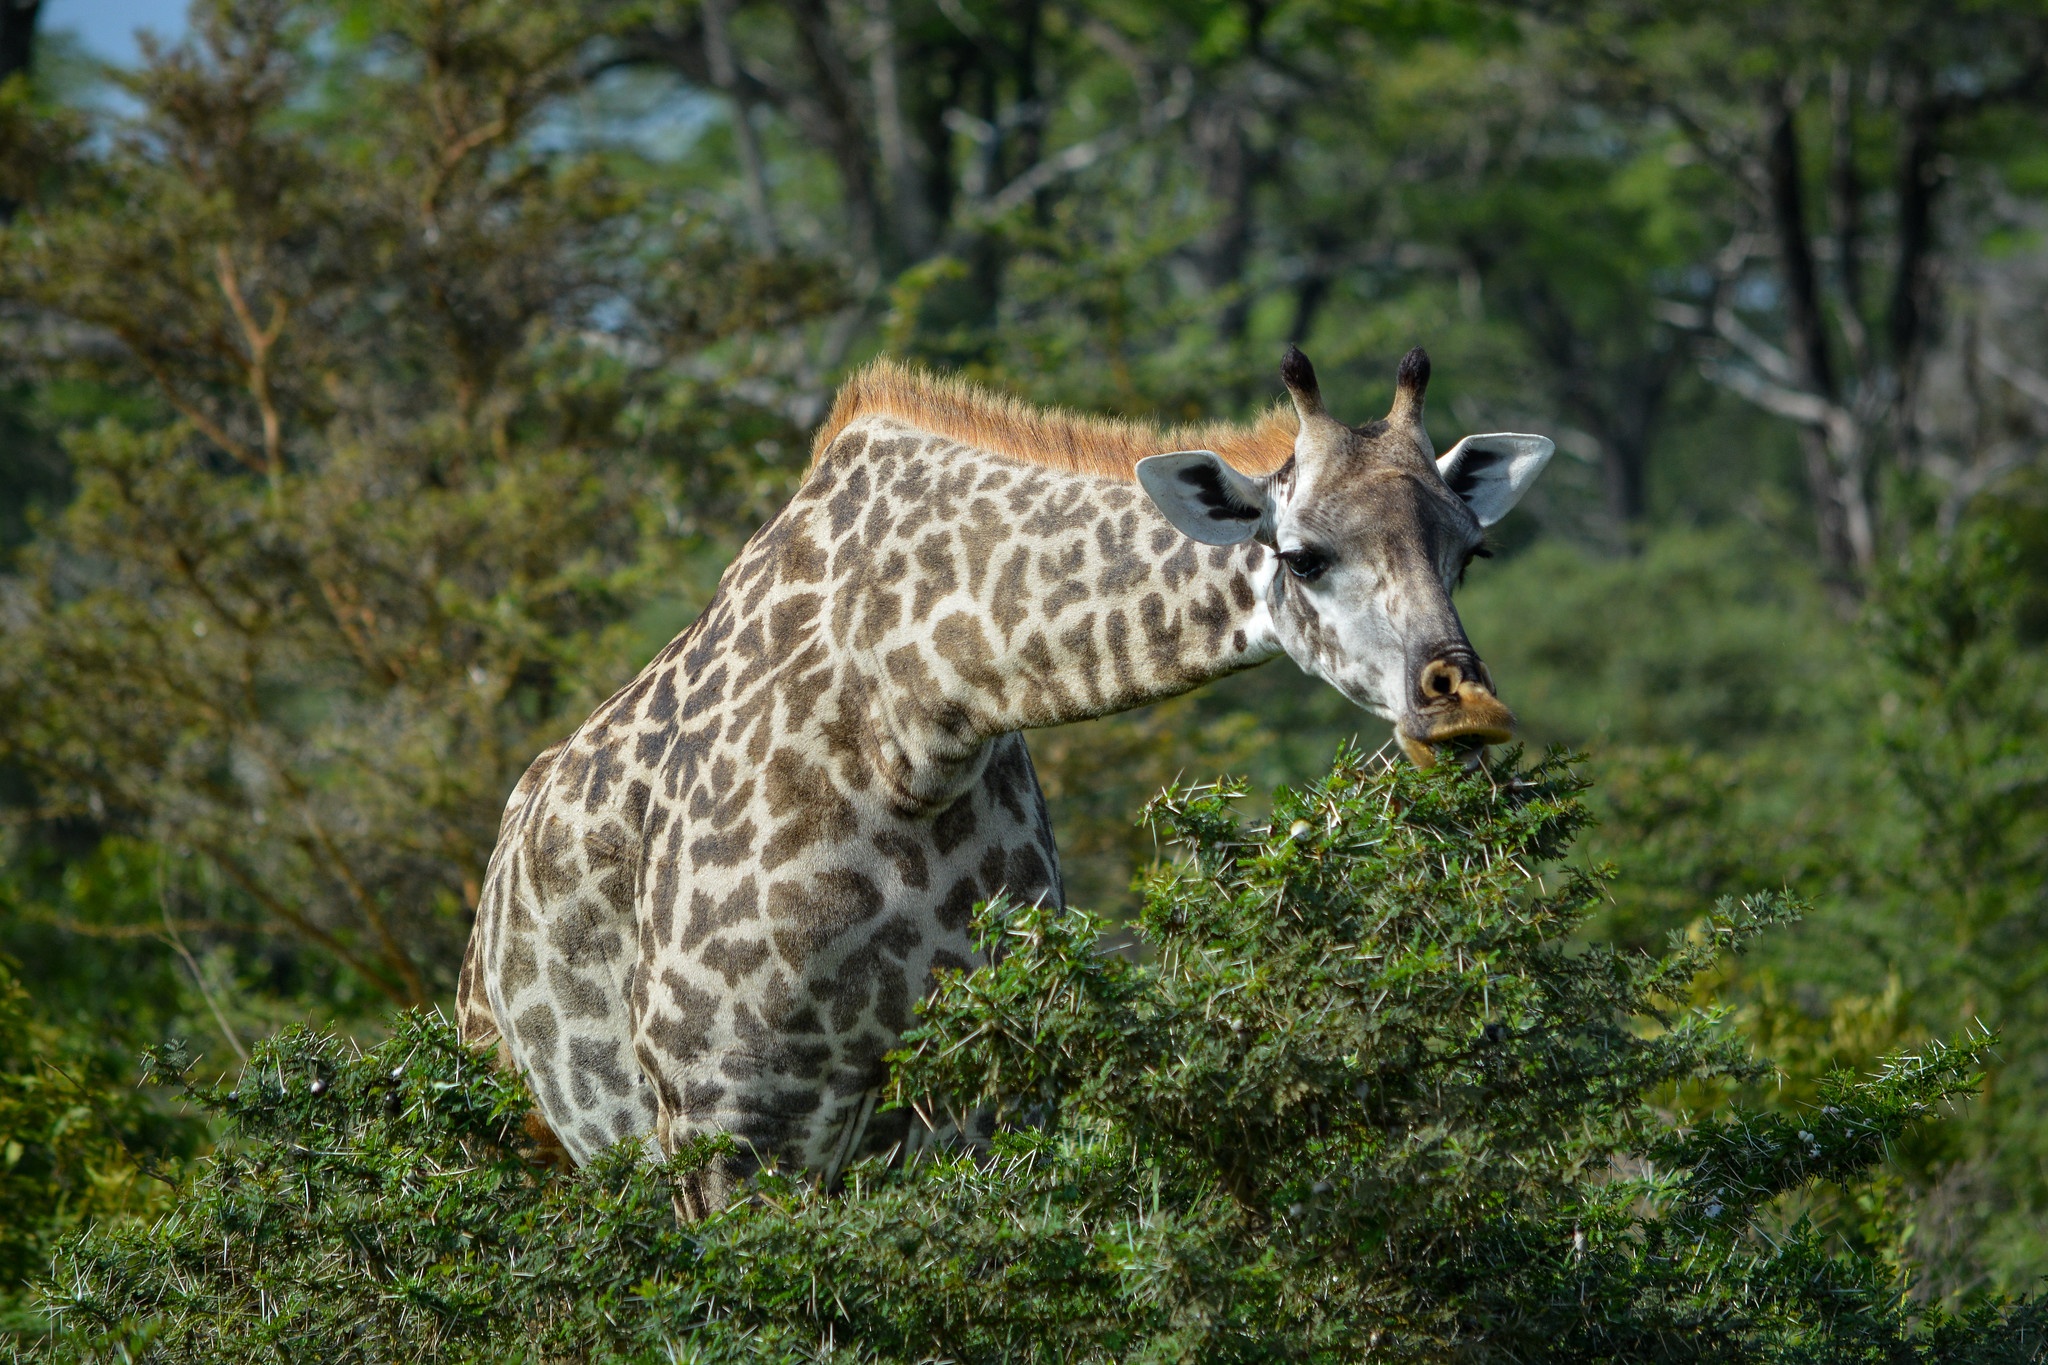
1977,337,2048,413
963,69,1192,224
1698,357,1840,430
213,243,288,483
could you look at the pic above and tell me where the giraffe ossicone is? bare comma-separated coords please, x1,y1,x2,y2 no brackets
457,346,1554,1211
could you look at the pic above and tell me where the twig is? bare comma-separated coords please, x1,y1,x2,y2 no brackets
158,854,249,1066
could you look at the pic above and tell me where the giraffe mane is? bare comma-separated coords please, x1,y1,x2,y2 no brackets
809,357,1300,480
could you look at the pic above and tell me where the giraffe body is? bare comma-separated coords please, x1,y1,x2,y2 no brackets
458,351,1554,1209
458,411,1276,1200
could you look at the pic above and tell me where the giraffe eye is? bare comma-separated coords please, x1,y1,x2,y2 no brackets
1455,542,1493,587
1278,547,1328,582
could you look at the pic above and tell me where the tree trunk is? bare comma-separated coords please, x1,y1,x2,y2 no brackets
781,0,885,269
0,0,37,85
702,0,778,250
0,0,40,223
866,0,935,264
1761,84,1874,575
1889,87,1942,467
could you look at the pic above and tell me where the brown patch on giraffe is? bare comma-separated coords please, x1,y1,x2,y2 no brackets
515,1000,560,1059
548,963,612,1019
501,933,540,997
766,868,886,972
1024,483,1098,535
1162,541,1207,590
1041,578,1089,620
831,1031,897,1096
679,666,727,722
688,821,758,871
767,592,824,657
977,844,1010,896
929,947,974,975
957,499,1010,595
584,821,637,914
647,970,719,1059
568,1036,636,1102
933,613,1009,708
1094,511,1152,596
701,935,773,988
528,814,581,902
779,652,835,730
680,876,762,952
818,942,887,1033
870,830,931,889
910,531,959,621
983,739,1034,822
659,718,721,803
988,546,1033,639
546,897,625,967
1015,632,1076,724
935,874,981,932
686,764,755,829
760,750,859,871
883,645,979,751
1189,584,1236,656
1138,592,1191,676
759,969,825,1034
779,525,830,584
1053,616,1107,708
853,564,907,651
731,1001,834,1079
1008,844,1052,894
931,791,979,856
1104,608,1137,696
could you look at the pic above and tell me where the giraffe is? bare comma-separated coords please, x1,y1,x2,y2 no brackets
456,345,1553,1212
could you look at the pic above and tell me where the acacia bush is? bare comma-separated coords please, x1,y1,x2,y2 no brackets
27,752,2045,1363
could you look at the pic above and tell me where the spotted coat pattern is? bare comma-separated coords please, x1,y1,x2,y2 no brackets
456,416,1278,1207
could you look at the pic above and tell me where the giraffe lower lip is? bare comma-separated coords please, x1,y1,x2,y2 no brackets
1398,730,1505,768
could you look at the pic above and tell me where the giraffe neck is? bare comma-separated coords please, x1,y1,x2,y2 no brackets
785,417,1281,810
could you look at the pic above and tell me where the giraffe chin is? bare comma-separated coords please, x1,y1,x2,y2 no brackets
1397,728,1510,770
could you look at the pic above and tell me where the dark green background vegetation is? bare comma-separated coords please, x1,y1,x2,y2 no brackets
1,0,2046,1355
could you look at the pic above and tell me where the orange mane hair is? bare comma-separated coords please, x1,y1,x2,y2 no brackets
808,358,1300,480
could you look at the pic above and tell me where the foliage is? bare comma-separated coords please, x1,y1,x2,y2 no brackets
1438,498,2048,1295
27,754,2044,1363
0,960,197,1337
0,0,836,1008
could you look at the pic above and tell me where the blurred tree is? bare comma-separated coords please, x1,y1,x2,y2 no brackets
1556,0,2048,576
0,0,839,1008
0,958,197,1338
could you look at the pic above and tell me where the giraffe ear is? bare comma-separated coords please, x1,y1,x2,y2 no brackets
1435,433,1554,527
1136,451,1274,546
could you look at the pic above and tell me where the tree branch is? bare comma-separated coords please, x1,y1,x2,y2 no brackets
212,243,288,484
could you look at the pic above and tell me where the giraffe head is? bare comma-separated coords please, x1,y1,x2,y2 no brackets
1136,346,1553,766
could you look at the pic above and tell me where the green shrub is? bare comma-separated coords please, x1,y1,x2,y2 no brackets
0,962,196,1338
29,752,2041,1362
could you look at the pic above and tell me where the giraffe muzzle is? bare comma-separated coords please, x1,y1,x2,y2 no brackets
1397,657,1516,768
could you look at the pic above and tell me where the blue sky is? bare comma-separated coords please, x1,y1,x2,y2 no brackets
44,0,190,66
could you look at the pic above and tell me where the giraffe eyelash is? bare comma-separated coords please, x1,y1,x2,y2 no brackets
1455,540,1493,588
